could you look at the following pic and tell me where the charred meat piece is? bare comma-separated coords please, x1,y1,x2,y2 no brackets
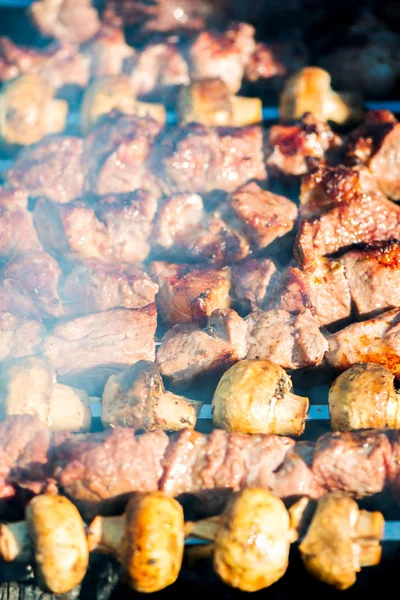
0,188,42,258
154,122,266,194
230,182,298,251
62,260,158,317
152,193,204,251
84,112,162,197
2,252,63,320
7,136,85,204
42,304,157,394
266,113,341,180
29,0,100,45
33,190,157,264
312,430,391,497
149,261,231,326
0,38,89,89
326,307,400,377
82,25,134,78
232,258,278,312
156,308,247,386
0,311,44,361
275,256,352,327
245,309,328,369
345,110,400,200
341,241,400,319
188,23,255,94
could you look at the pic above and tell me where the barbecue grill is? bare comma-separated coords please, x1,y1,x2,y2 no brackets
2,0,400,598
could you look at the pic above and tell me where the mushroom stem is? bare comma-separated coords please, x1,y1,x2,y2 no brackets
355,510,385,540
49,383,94,431
154,391,202,431
87,514,125,555
231,96,262,126
185,516,220,541
273,391,309,436
0,521,33,563
356,540,382,567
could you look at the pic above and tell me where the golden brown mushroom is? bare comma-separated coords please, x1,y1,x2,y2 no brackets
101,360,202,431
0,74,67,148
212,359,309,436
88,492,185,593
279,67,362,125
178,78,262,127
299,493,384,590
0,495,88,594
81,75,166,135
329,362,400,430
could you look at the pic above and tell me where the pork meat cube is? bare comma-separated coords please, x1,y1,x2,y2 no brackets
245,309,328,369
232,258,278,312
42,304,157,394
149,261,231,326
0,188,42,258
156,308,247,386
62,260,158,317
152,193,205,250
0,312,44,361
82,25,134,78
29,0,101,45
7,137,85,204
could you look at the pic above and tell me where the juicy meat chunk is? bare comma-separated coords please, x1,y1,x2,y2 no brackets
54,428,169,507
29,0,101,45
0,38,90,88
149,261,231,326
42,304,157,393
0,188,42,258
154,122,266,194
152,193,205,251
326,307,400,377
232,258,278,312
230,182,298,250
62,260,158,317
84,112,162,197
341,241,400,319
7,137,85,204
188,23,255,94
275,256,352,327
271,442,323,499
82,25,134,78
245,309,328,369
156,308,247,386
345,110,400,200
0,312,44,361
2,252,63,319
266,113,341,180
34,190,157,264
312,430,391,497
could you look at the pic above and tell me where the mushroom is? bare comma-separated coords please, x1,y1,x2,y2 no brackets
0,356,93,431
178,78,262,127
0,495,88,594
101,360,202,431
185,488,298,592
212,359,309,435
279,67,362,125
0,74,67,148
299,493,384,590
88,492,185,593
329,362,400,430
81,75,166,135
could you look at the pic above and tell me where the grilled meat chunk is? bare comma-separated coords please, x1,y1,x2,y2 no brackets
0,312,44,361
7,136,85,204
34,190,157,264
154,122,266,194
156,308,247,386
29,0,100,45
152,193,204,251
230,182,298,251
266,113,341,180
62,260,158,317
82,25,134,78
0,38,89,89
84,112,162,197
0,188,42,258
149,262,231,326
232,258,278,312
341,241,400,319
326,307,400,376
42,304,157,394
245,309,328,369
345,110,400,200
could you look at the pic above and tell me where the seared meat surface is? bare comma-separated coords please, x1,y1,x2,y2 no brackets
0,312,44,361
62,260,158,317
0,188,42,259
29,0,100,45
150,261,231,326
42,304,157,393
232,258,278,312
82,24,134,79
